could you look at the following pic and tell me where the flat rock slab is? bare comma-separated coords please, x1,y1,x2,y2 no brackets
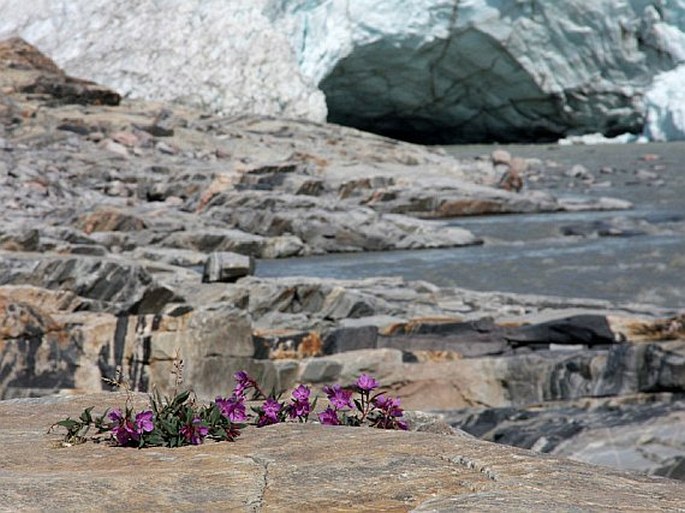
1,393,683,512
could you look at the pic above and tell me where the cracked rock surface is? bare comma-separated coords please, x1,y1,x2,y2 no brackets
1,392,684,512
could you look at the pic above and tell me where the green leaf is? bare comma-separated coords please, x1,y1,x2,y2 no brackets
56,418,79,429
79,407,94,424
172,390,191,408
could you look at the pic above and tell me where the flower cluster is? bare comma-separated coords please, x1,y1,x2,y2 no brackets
317,374,408,430
108,409,154,446
52,372,407,448
52,388,242,448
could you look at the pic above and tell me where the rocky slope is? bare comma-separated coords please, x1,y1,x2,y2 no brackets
1,392,684,512
2,1,685,142
1,39,684,484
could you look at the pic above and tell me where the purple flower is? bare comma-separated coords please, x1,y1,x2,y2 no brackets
215,394,247,423
288,400,311,419
257,397,282,427
373,395,404,417
180,417,209,445
287,384,312,420
291,384,311,402
108,409,139,446
134,410,154,434
108,409,124,423
317,407,341,426
233,370,255,397
356,374,379,392
371,395,408,430
323,384,353,410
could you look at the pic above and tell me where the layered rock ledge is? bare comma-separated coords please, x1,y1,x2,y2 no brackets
1,392,684,512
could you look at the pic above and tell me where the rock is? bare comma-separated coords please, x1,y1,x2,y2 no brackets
160,228,267,256
504,314,618,349
377,315,619,356
2,394,684,512
636,169,660,180
202,251,254,283
497,168,523,193
0,38,120,106
260,235,305,259
565,164,592,179
557,196,633,211
146,305,254,399
490,149,511,166
0,290,256,400
443,395,685,481
654,457,685,481
206,189,482,253
319,286,379,320
0,295,78,398
323,325,379,355
0,227,39,251
252,329,323,360
0,252,178,314
130,246,207,268
135,108,176,137
560,217,660,238
77,207,147,233
299,358,343,383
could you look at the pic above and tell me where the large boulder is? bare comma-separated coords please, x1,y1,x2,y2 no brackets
1,393,684,512
0,285,257,400
0,252,179,314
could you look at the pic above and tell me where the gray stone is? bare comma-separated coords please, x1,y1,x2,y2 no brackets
0,252,177,314
323,325,378,354
252,329,323,360
300,358,343,383
161,228,266,256
130,246,207,267
0,227,40,252
0,296,79,399
202,251,254,283
443,396,685,481
206,189,481,253
261,235,305,258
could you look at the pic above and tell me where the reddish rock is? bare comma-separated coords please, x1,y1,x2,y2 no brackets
78,208,147,233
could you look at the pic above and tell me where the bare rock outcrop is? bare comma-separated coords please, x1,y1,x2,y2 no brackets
1,392,683,512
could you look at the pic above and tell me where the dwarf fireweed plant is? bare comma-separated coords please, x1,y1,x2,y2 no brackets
51,371,407,448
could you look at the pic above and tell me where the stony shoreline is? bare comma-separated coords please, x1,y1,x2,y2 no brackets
1,38,684,488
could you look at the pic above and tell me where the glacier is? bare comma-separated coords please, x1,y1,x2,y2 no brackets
1,0,684,143
643,63,685,141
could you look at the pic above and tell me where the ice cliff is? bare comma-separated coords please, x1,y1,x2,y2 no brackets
1,0,684,142
0,0,327,121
